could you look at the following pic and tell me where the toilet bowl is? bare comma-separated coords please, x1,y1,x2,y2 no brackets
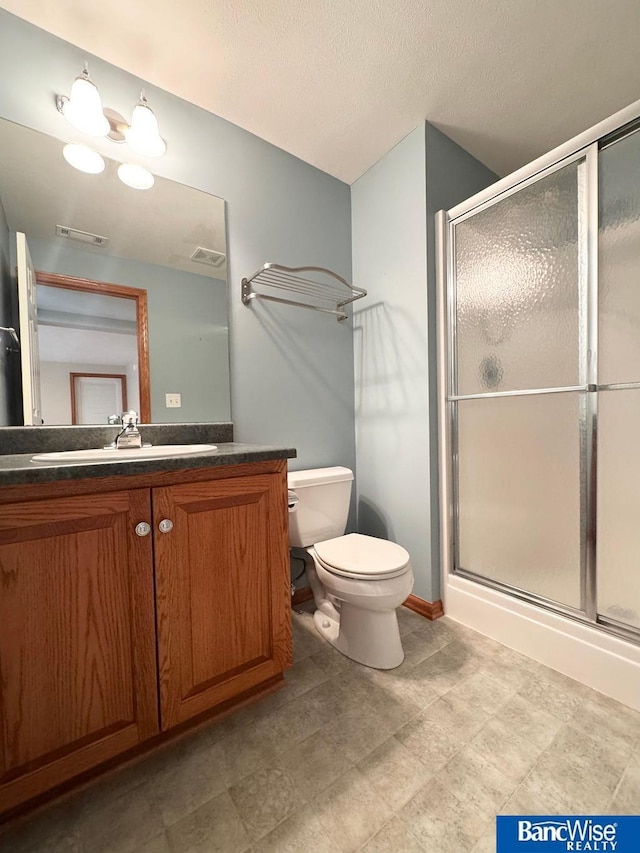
288,467,414,669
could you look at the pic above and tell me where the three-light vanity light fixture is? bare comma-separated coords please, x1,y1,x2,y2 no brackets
57,63,165,189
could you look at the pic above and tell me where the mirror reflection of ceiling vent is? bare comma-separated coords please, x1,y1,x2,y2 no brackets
190,246,226,268
56,225,109,247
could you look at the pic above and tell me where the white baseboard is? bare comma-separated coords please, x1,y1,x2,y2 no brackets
445,574,640,712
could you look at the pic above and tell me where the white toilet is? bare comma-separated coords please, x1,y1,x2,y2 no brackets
288,466,414,669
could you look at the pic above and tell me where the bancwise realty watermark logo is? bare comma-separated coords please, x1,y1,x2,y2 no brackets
497,816,640,851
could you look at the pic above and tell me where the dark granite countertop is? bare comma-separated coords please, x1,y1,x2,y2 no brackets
0,443,296,487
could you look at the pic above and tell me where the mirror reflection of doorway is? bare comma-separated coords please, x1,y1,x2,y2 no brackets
36,272,150,425
70,373,127,425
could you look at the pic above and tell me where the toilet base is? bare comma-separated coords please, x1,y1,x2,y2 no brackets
313,603,405,670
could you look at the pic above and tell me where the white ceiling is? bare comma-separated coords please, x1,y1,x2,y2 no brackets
39,324,137,365
2,1,640,184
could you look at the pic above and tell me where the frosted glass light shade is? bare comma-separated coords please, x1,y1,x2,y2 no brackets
118,163,154,189
61,70,109,137
125,95,166,157
62,143,105,174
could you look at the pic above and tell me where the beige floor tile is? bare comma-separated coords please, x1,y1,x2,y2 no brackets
283,655,331,699
250,687,328,753
360,816,427,852
480,657,531,692
322,703,396,764
571,694,640,753
440,623,503,658
311,644,354,677
134,834,170,853
446,669,516,715
516,671,585,721
397,606,431,637
279,730,352,798
314,767,393,853
612,761,640,812
228,765,306,842
501,769,578,816
400,779,487,853
292,615,326,663
410,642,477,695
437,745,520,815
421,692,491,741
364,667,439,719
410,618,457,653
400,631,444,668
530,750,614,813
165,791,249,853
75,784,164,853
549,721,630,795
207,724,277,788
151,740,228,827
469,717,544,783
357,737,433,812
396,712,466,771
365,689,428,733
471,826,496,853
0,800,79,853
252,804,340,853
493,695,563,750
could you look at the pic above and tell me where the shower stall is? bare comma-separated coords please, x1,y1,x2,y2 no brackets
436,102,640,706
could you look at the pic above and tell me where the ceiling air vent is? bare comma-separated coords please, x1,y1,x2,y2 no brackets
56,225,109,247
190,246,226,268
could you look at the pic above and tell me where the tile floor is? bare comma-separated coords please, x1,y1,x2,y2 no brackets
1,604,639,853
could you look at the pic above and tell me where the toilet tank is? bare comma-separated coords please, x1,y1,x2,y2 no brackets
288,466,354,547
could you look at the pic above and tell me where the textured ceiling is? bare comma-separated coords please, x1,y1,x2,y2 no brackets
2,0,640,183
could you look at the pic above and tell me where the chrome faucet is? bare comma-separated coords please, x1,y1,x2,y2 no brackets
114,411,143,449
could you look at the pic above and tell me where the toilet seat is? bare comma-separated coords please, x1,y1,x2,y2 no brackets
314,533,410,581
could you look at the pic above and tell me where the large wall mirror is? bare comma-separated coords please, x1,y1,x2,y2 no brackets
0,117,230,427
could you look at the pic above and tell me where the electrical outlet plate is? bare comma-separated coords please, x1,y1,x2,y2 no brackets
165,393,181,408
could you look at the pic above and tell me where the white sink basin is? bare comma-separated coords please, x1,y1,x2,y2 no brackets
31,444,218,463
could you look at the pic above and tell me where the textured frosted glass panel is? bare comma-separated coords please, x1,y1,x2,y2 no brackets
455,162,583,395
599,131,640,385
597,390,640,629
456,392,582,608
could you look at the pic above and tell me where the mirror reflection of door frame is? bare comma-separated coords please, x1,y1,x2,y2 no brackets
70,372,128,425
36,271,151,423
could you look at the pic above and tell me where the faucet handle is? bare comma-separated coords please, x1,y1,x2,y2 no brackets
121,410,139,426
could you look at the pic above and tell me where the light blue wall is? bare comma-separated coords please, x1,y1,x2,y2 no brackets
352,126,432,598
0,10,354,472
425,124,498,598
27,238,230,423
352,123,497,602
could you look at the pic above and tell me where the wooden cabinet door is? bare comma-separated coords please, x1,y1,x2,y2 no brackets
154,472,291,730
0,489,159,815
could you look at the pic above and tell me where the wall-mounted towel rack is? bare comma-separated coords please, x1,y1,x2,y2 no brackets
241,263,366,322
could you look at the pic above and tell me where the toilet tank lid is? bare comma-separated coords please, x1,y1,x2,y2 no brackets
287,466,354,488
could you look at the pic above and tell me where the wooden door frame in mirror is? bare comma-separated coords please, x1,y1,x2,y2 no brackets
35,271,151,423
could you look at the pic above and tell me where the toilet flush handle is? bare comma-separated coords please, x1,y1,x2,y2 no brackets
287,490,299,512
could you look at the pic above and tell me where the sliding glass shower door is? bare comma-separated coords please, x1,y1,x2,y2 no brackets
597,128,640,632
446,122,640,642
450,152,593,615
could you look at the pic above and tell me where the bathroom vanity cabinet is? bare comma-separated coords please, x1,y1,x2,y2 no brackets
0,458,291,819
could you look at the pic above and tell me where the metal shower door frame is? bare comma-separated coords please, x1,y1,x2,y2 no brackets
436,104,640,645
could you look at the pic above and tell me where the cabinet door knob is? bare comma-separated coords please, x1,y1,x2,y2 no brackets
135,522,151,537
158,519,174,534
